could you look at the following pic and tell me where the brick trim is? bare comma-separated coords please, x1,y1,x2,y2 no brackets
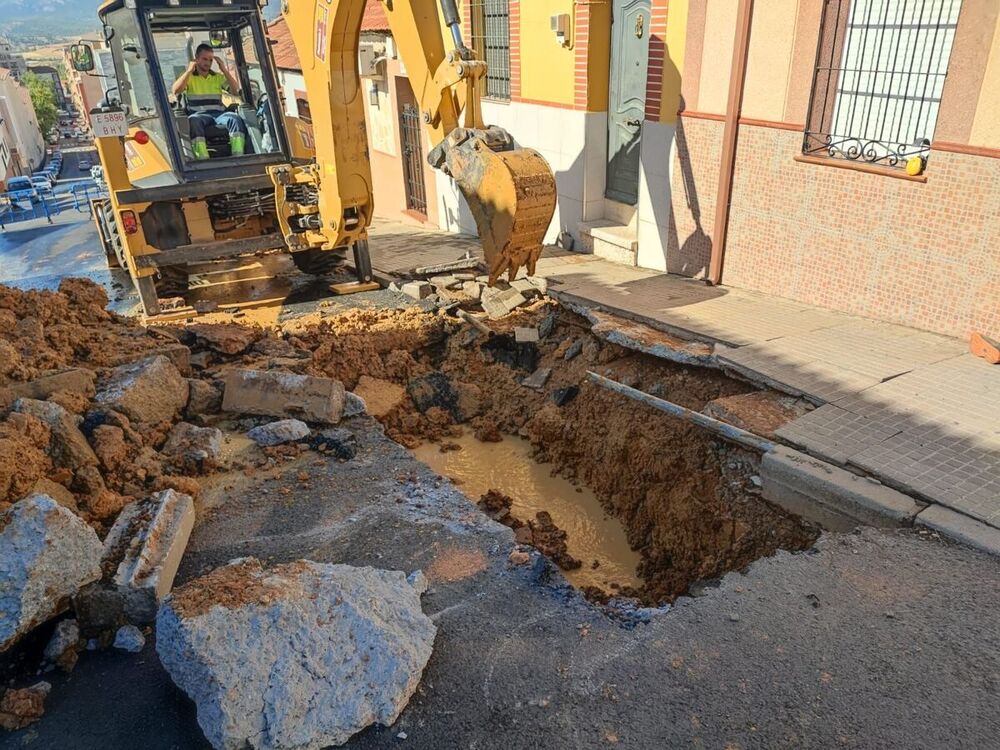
931,141,1000,160
644,0,669,120
512,96,587,111
677,109,726,122
739,117,804,132
509,0,520,100
574,1,591,108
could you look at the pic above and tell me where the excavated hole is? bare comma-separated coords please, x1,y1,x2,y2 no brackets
301,303,820,606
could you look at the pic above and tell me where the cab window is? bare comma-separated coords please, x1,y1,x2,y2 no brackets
147,10,282,164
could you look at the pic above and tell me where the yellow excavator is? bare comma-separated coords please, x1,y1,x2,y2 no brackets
71,0,556,316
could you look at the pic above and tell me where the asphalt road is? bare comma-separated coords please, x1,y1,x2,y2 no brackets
2,418,997,749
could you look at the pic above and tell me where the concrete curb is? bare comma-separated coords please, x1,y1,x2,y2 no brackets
916,505,1000,557
761,446,925,531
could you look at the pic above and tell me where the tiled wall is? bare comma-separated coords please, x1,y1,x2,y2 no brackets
664,119,1000,339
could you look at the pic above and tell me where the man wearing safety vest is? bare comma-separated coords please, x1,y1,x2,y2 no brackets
172,43,247,160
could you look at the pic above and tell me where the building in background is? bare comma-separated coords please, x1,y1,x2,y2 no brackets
0,66,45,184
0,38,27,81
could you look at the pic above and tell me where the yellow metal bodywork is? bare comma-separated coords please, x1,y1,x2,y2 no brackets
279,0,557,281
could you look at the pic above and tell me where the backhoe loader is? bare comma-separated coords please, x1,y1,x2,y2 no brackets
70,0,556,317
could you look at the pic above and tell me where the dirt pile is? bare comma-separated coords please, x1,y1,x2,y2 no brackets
477,490,582,572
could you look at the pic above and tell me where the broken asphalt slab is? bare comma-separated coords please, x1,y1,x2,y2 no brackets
6,417,999,749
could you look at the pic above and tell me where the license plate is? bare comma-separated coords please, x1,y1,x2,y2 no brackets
91,110,128,138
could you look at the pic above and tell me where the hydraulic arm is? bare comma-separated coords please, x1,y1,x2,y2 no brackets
274,0,557,283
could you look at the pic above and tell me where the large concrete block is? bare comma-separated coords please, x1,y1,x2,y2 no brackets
13,398,97,471
156,558,435,750
222,369,345,424
761,446,924,531
0,495,103,651
100,489,195,624
94,355,189,425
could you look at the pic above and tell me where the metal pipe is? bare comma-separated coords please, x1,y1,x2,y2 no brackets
587,371,776,454
708,0,754,286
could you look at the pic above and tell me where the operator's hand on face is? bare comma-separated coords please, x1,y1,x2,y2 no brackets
187,60,198,74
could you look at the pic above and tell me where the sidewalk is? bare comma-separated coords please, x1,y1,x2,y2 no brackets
367,218,1000,533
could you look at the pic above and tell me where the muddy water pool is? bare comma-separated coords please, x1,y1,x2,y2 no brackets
412,431,643,591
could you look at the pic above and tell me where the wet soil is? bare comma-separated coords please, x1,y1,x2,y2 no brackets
412,431,643,591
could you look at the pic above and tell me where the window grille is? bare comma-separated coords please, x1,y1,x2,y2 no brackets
468,0,511,101
804,0,962,169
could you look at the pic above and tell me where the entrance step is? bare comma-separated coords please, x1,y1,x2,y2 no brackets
576,220,638,267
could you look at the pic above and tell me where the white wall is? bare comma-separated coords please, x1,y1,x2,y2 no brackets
0,76,44,173
434,99,608,245
635,120,677,272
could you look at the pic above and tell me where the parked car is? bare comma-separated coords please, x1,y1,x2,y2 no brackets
32,172,56,188
4,176,40,203
30,176,54,195
78,160,92,171
90,165,103,182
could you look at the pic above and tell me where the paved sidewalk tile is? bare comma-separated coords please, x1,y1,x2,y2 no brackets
776,405,902,465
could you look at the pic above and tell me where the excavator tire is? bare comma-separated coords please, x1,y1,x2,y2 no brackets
291,248,345,276
154,264,190,298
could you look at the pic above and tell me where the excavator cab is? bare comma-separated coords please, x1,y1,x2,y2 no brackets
73,0,324,317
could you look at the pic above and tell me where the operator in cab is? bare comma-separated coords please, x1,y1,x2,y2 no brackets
171,43,247,160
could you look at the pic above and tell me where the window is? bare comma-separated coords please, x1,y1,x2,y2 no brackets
804,0,962,171
468,0,511,101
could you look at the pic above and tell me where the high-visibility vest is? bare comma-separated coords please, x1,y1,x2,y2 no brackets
185,72,226,113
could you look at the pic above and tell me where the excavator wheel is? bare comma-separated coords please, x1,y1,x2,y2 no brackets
291,248,346,276
154,264,190,298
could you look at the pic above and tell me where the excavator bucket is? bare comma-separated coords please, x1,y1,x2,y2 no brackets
445,136,557,284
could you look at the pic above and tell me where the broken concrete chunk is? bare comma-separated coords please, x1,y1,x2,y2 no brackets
353,376,405,418
552,385,580,407
498,287,529,313
13,398,97,471
481,293,510,320
514,327,540,343
462,281,483,300
161,422,223,475
429,275,459,290
100,489,195,625
510,278,541,297
158,343,193,378
43,619,81,672
0,495,103,652
94,355,189,425
401,281,433,300
156,558,436,750
246,419,311,448
222,369,345,425
526,276,549,295
0,681,51,731
8,368,97,402
343,391,367,418
186,324,262,356
564,339,584,361
185,379,223,418
113,624,146,653
521,368,553,390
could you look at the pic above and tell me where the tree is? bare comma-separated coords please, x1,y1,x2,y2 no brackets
22,72,58,139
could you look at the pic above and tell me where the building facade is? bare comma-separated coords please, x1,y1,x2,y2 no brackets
0,38,27,81
268,1,998,341
0,67,45,185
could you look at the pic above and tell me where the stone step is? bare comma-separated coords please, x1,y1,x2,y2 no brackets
576,220,638,267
